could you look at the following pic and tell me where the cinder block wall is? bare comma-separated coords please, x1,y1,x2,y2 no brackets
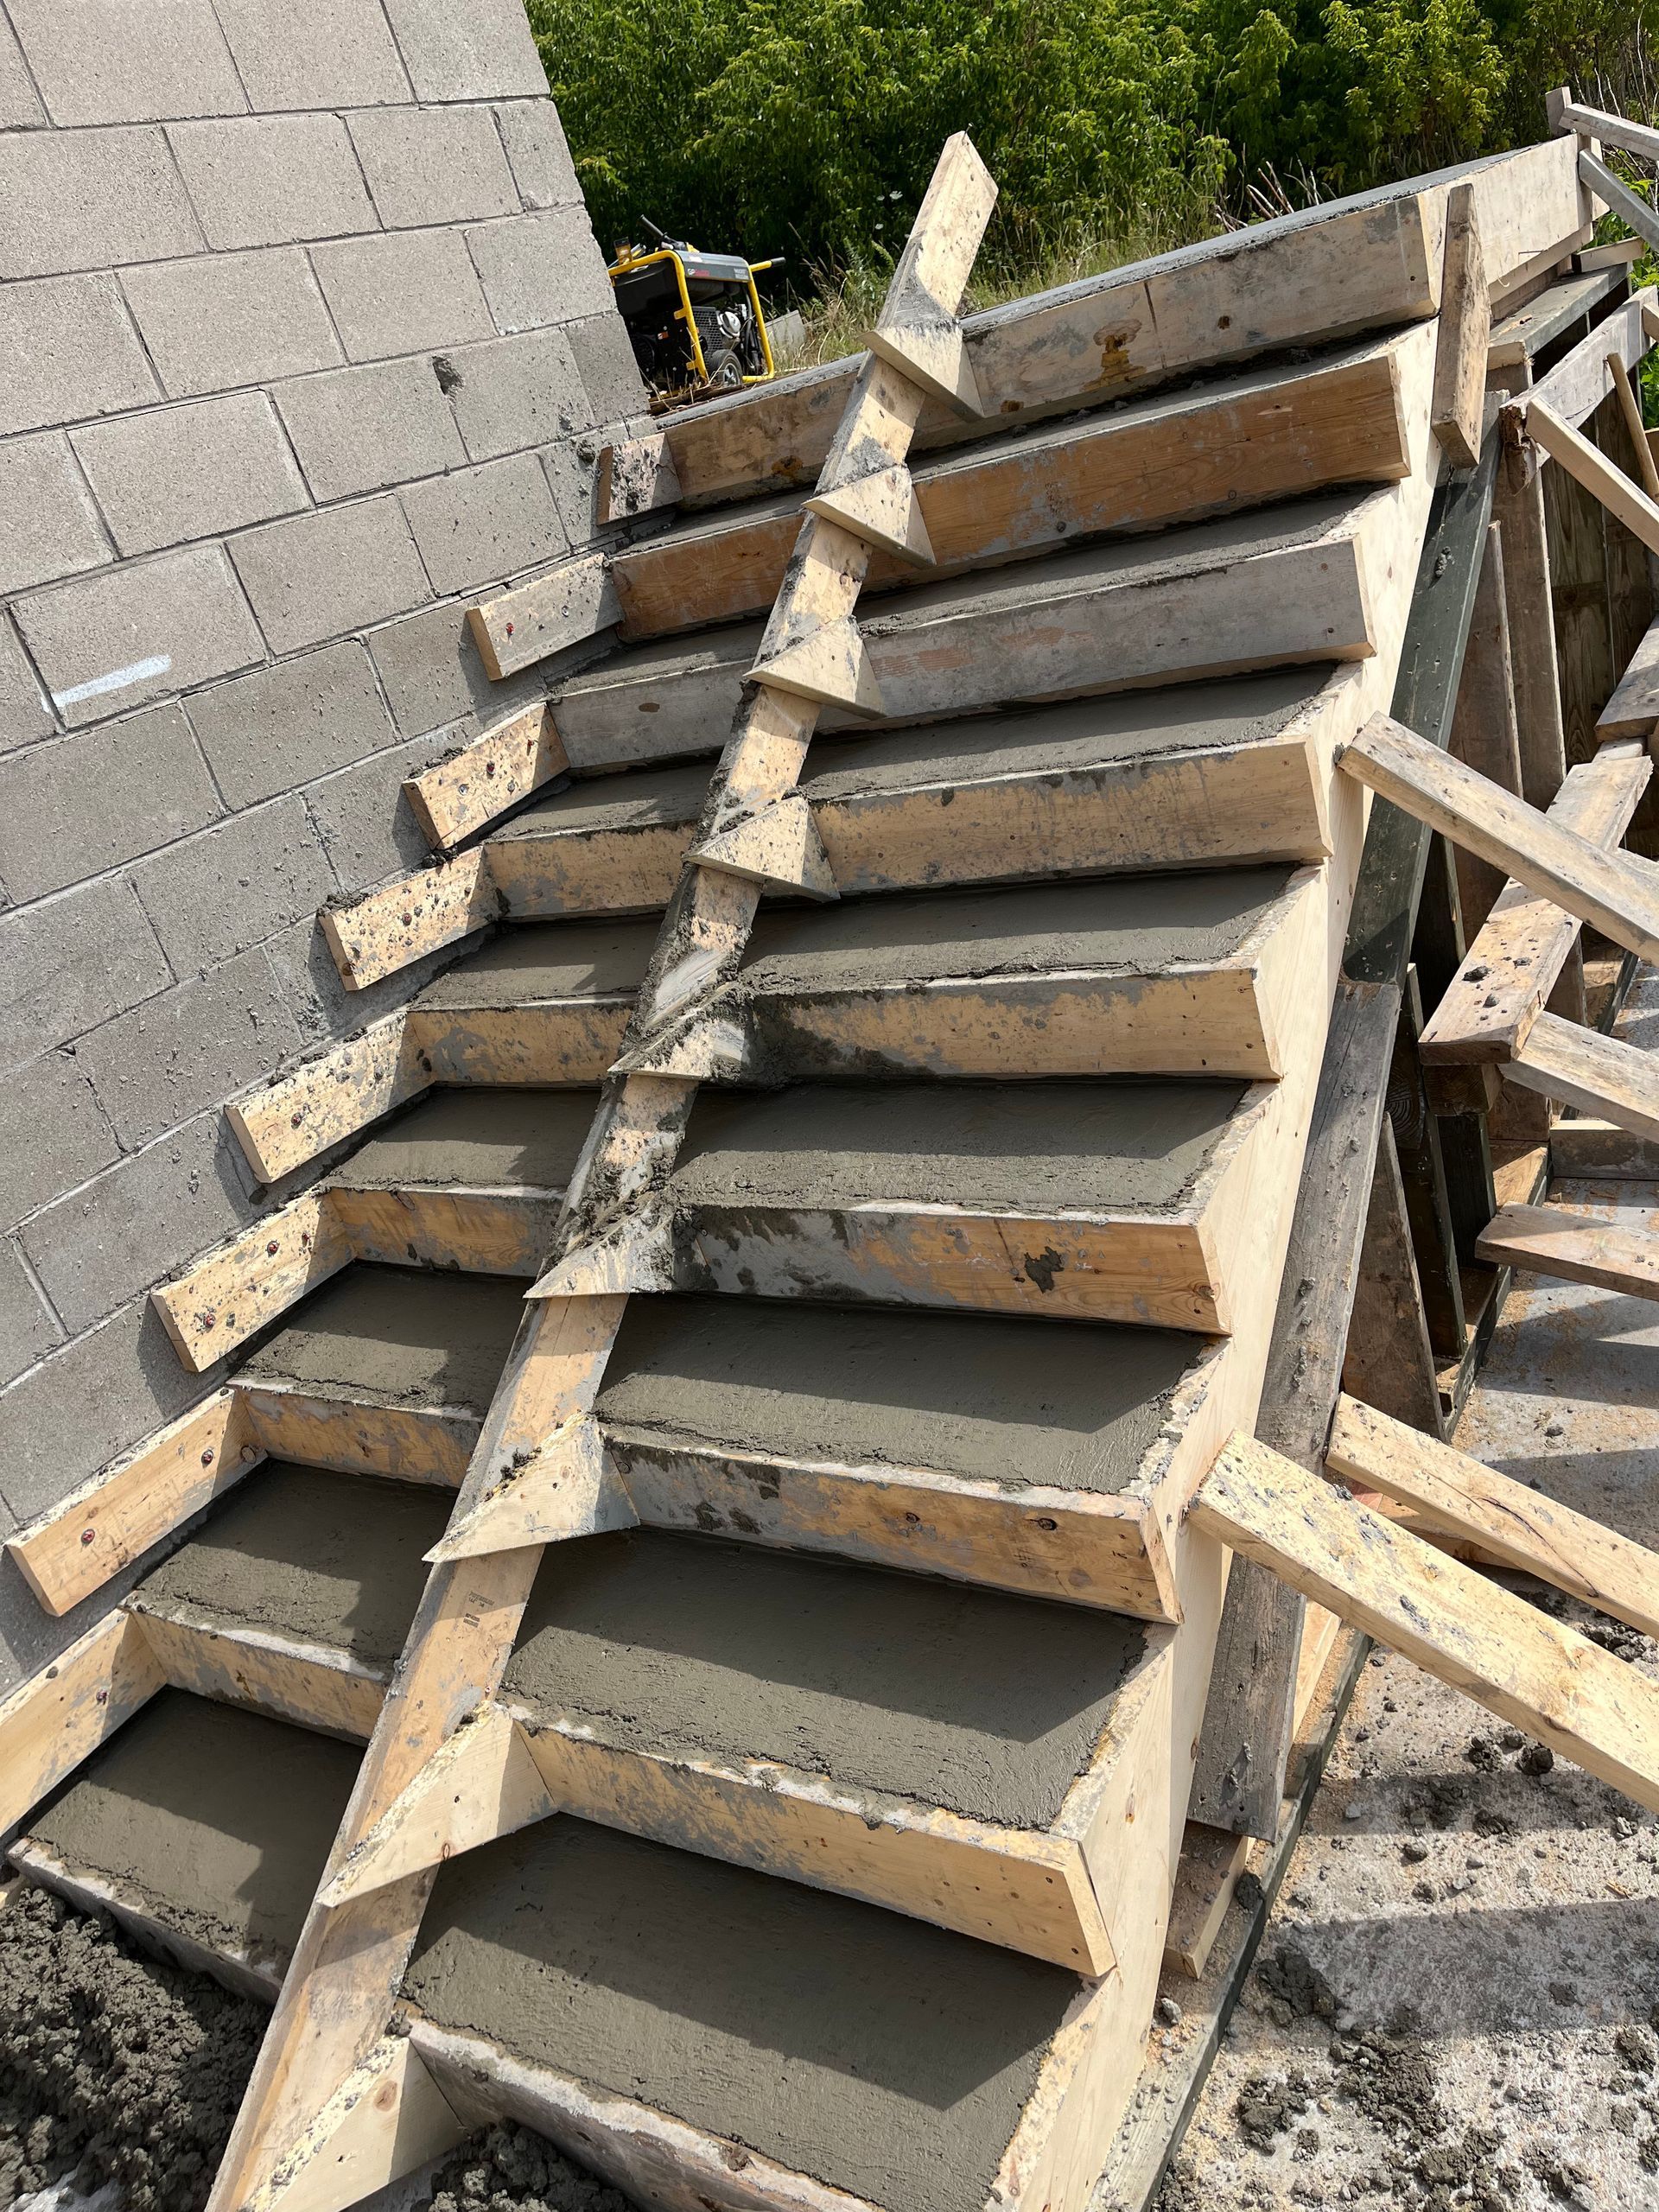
0,0,648,1693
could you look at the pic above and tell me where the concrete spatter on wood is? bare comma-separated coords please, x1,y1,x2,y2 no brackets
595,1294,1202,1494
239,1267,526,1415
27,1694,358,1976
0,1885,264,2212
134,1463,451,1669
503,1526,1147,1827
404,1819,1080,2212
670,1078,1248,1216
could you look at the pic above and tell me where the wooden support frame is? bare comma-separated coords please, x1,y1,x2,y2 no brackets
0,1608,165,1837
1526,396,1659,559
1508,1008,1659,1141
204,135,1002,2212
1500,289,1657,438
1430,182,1489,468
1477,1196,1659,1300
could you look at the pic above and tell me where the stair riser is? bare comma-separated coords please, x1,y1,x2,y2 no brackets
605,1434,1180,1621
130,1605,385,1742
333,1186,556,1280
411,1001,632,1086
517,1726,1114,1972
242,1386,475,1490
9,1842,282,2005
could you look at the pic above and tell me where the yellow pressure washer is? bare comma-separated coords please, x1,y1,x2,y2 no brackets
609,221,783,405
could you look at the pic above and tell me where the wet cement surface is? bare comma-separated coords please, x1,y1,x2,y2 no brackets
739,868,1294,990
416,921,658,1006
672,1077,1246,1214
596,1293,1203,1492
801,668,1332,798
503,1527,1144,1826
338,1089,597,1192
494,762,712,839
137,1461,450,1668
240,1264,524,1412
29,1692,358,1967
404,1818,1082,2212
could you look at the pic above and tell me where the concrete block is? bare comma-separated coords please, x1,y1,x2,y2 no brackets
13,545,264,728
382,0,548,100
167,112,377,250
566,310,651,427
70,392,308,557
0,1241,60,1392
132,795,337,972
121,247,344,399
0,879,171,1076
0,705,220,902
7,0,246,124
467,205,615,333
185,639,394,807
213,0,411,110
366,597,543,736
350,104,517,229
0,1288,232,1533
0,1050,120,1228
302,720,464,888
493,98,579,211
0,275,160,440
75,944,302,1153
20,1105,264,1340
0,435,111,598
401,451,565,595
273,354,465,503
0,125,204,280
446,326,592,461
230,497,432,656
541,433,608,547
0,12,44,128
0,621,54,760
310,227,493,363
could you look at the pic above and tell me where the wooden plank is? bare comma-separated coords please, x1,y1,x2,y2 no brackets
403,706,567,855
1549,1116,1659,1176
1339,1119,1444,1436
130,1603,388,1741
1597,387,1657,701
424,1416,629,1561
203,138,998,2212
5,1390,261,1618
1600,615,1659,737
152,1191,353,1374
1192,1431,1659,1815
228,1012,422,1183
1327,1392,1659,1637
1476,1196,1659,1298
466,552,618,683
1529,396,1659,557
1492,364,1569,810
1509,1007,1659,1140
1420,739,1649,1061
1488,267,1633,369
328,1185,558,1281
1162,1822,1250,1981
1340,711,1659,961
239,1384,475,1489
610,336,1422,641
1505,290,1656,435
406,997,632,1088
1551,89,1659,168
1580,149,1659,258
1431,183,1489,468
0,1609,164,1834
864,130,996,411
614,140,1580,514
318,851,493,994
1610,351,1659,500
1446,522,1524,932
1578,236,1646,273
1387,970,1465,1356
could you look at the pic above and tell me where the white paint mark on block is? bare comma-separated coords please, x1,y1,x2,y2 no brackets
52,654,171,710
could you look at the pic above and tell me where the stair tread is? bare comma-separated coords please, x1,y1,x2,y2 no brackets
671,1078,1247,1217
740,868,1294,991
494,761,715,841
134,1459,450,1671
406,1816,1082,2212
24,1689,358,1970
416,918,658,1007
502,1528,1144,1828
335,1087,598,1192
596,1294,1201,1494
241,1263,524,1414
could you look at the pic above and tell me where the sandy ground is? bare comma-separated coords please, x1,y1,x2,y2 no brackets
1162,1166,1659,2212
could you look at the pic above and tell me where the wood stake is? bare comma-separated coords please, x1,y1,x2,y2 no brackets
1431,182,1490,468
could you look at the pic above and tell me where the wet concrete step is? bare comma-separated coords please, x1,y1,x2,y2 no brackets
125,1458,451,1739
629,1077,1272,1333
404,918,658,1084
497,1525,1154,1968
238,1263,525,1487
632,867,1319,1082
547,499,1380,776
11,1688,358,1999
482,671,1340,932
401,1814,1130,2212
593,1294,1210,1620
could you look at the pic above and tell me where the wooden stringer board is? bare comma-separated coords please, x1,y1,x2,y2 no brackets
1192,1416,1659,1814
